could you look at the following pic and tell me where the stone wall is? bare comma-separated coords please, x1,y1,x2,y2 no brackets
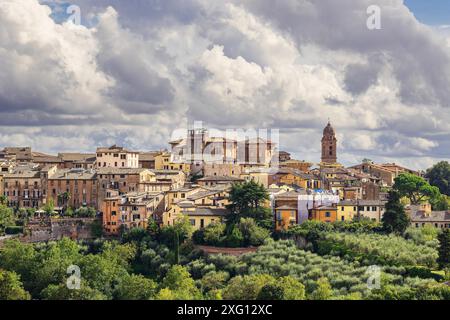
23,218,100,242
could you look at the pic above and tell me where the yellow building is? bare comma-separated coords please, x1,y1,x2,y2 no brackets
311,205,338,223
164,201,228,230
154,152,191,175
338,200,358,221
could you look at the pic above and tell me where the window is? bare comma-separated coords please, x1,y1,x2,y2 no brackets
341,207,344,211
114,154,119,157
341,216,345,221
112,211,116,216
190,219,196,226
325,212,331,218
372,206,377,211
121,154,126,159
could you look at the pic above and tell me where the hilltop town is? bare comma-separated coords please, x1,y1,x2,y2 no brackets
0,122,448,241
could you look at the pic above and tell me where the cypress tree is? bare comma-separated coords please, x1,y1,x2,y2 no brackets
382,190,410,234
438,229,450,270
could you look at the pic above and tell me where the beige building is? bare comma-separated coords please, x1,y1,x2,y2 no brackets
154,152,191,175
2,165,44,208
96,145,139,169
409,203,450,229
170,127,277,175
164,200,228,229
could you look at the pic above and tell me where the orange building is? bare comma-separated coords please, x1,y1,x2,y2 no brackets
269,168,321,189
47,168,98,210
102,192,165,235
310,205,338,223
274,205,297,231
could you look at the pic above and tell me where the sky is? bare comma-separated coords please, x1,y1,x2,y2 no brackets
404,0,450,25
0,0,449,170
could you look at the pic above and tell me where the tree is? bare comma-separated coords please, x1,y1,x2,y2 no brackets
278,276,306,300
394,173,441,205
257,283,284,300
160,265,201,300
114,274,157,300
42,198,55,216
0,269,31,300
0,240,37,290
203,222,226,246
222,274,276,300
236,218,270,246
382,190,410,234
58,192,71,211
430,195,449,211
309,277,333,300
200,271,229,292
154,288,176,300
437,229,450,271
41,283,107,300
0,195,7,206
425,161,450,196
0,204,14,234
227,180,270,225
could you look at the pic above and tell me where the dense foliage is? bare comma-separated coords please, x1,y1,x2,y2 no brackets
425,161,450,196
315,232,438,268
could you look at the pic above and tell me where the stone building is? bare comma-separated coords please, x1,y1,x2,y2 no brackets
95,145,139,169
2,164,44,208
47,168,98,210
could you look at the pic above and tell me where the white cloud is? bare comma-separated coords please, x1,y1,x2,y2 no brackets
0,0,448,170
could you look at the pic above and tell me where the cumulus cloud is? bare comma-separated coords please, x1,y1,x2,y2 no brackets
0,0,448,170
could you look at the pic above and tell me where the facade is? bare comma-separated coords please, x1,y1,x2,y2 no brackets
338,199,385,222
47,168,98,209
273,190,339,230
409,203,450,229
139,152,158,169
95,145,139,169
164,200,228,229
2,165,44,208
102,192,165,235
97,168,155,205
274,205,298,230
58,153,96,169
154,152,191,175
311,205,338,223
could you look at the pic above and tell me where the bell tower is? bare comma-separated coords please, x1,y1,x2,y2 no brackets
321,121,337,164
